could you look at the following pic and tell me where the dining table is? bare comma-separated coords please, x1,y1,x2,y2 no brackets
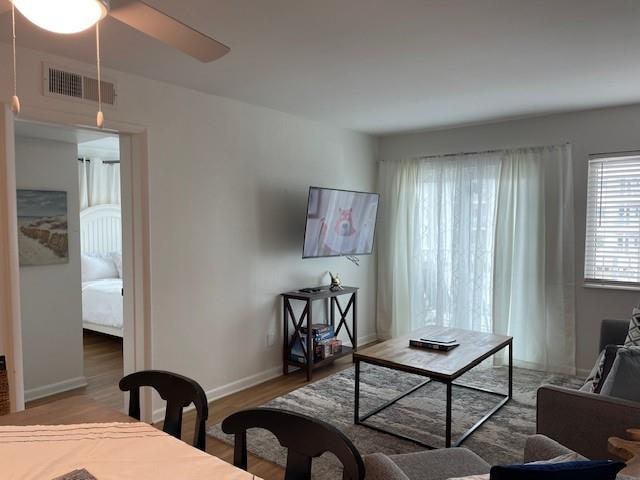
0,395,259,479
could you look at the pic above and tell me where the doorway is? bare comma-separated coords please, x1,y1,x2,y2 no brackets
14,121,126,410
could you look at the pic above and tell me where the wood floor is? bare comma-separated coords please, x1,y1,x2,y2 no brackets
26,330,364,479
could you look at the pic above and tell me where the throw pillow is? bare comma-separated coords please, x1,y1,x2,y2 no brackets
583,349,605,393
489,460,624,480
625,307,640,346
600,346,640,402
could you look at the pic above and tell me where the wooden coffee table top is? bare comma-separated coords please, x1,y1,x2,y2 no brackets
354,326,512,380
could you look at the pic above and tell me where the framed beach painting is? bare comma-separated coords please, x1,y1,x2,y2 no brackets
17,189,69,266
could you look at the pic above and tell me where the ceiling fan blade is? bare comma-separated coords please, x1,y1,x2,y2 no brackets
109,0,230,63
0,0,11,14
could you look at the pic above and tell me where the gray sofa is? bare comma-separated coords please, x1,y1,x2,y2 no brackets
537,319,640,459
364,434,632,480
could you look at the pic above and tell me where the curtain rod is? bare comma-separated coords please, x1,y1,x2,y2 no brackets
78,157,120,165
410,142,571,161
588,149,640,158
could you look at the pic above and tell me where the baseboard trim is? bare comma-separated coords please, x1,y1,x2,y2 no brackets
24,376,88,402
357,332,378,346
152,332,378,423
152,366,282,423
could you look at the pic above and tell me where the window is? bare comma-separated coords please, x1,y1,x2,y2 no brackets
585,153,640,286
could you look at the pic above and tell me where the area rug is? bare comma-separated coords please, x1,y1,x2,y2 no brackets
208,364,584,479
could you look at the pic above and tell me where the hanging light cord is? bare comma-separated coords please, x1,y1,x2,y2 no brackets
10,2,20,114
11,4,17,98
96,21,104,128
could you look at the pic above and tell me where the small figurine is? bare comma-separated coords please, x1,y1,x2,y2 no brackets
329,272,344,291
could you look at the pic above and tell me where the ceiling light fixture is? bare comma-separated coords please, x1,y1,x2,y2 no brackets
11,0,109,34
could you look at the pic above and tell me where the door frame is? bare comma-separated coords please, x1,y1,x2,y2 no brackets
0,104,153,420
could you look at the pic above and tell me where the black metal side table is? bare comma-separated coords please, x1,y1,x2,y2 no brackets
281,286,358,381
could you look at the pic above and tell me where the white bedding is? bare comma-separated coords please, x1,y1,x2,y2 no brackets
82,278,123,330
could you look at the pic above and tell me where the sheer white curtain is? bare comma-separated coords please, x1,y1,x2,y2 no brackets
493,145,575,373
78,158,121,210
377,144,575,374
377,159,420,339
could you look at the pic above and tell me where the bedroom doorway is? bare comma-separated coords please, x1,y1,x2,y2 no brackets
14,121,126,411
78,136,124,411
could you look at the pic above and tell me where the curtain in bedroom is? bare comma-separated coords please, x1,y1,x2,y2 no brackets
78,158,121,210
377,144,575,374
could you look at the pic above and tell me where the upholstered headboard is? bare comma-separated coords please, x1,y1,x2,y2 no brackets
80,204,122,255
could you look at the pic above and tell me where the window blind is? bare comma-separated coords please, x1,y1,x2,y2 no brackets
585,153,640,285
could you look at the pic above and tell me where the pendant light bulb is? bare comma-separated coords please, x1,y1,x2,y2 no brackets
95,21,104,128
11,95,20,114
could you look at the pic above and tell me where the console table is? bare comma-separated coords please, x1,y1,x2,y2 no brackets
281,286,358,381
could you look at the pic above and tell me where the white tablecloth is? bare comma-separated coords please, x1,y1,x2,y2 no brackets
0,422,257,480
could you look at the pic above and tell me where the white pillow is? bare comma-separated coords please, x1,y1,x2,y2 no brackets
111,252,123,278
81,254,118,282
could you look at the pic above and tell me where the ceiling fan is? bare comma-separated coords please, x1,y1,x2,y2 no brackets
1,0,229,127
0,0,230,62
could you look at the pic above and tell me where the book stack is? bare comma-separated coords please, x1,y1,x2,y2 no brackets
289,323,342,364
409,334,459,351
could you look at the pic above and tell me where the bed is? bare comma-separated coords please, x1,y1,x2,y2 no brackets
80,204,123,338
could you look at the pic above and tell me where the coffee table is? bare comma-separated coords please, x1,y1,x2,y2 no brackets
353,326,512,449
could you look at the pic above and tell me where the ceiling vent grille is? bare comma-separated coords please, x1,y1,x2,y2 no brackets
48,68,83,99
43,63,117,107
83,76,116,106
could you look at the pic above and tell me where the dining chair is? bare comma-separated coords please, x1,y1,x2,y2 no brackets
221,407,365,480
119,370,209,450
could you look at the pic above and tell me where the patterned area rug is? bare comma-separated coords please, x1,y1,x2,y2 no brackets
208,364,584,479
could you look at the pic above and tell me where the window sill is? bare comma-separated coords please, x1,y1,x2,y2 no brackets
584,282,640,292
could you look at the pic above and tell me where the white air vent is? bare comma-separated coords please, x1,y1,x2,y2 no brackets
43,63,117,107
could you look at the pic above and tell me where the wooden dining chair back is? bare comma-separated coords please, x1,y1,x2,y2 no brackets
221,407,365,480
119,370,208,450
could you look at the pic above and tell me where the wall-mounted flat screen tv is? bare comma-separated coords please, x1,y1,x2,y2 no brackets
303,186,379,258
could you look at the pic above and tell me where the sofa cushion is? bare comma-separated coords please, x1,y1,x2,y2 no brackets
388,448,490,480
364,453,410,480
600,346,640,401
595,345,625,393
448,453,581,480
489,460,625,479
524,435,586,463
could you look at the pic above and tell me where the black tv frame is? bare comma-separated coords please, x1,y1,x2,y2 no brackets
302,186,380,259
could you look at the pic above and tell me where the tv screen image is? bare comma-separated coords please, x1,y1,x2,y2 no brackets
303,187,379,258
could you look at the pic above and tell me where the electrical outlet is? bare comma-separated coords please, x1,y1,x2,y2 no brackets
266,332,277,347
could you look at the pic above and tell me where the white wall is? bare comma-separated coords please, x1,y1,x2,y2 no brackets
15,136,85,400
0,45,378,409
379,104,640,373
